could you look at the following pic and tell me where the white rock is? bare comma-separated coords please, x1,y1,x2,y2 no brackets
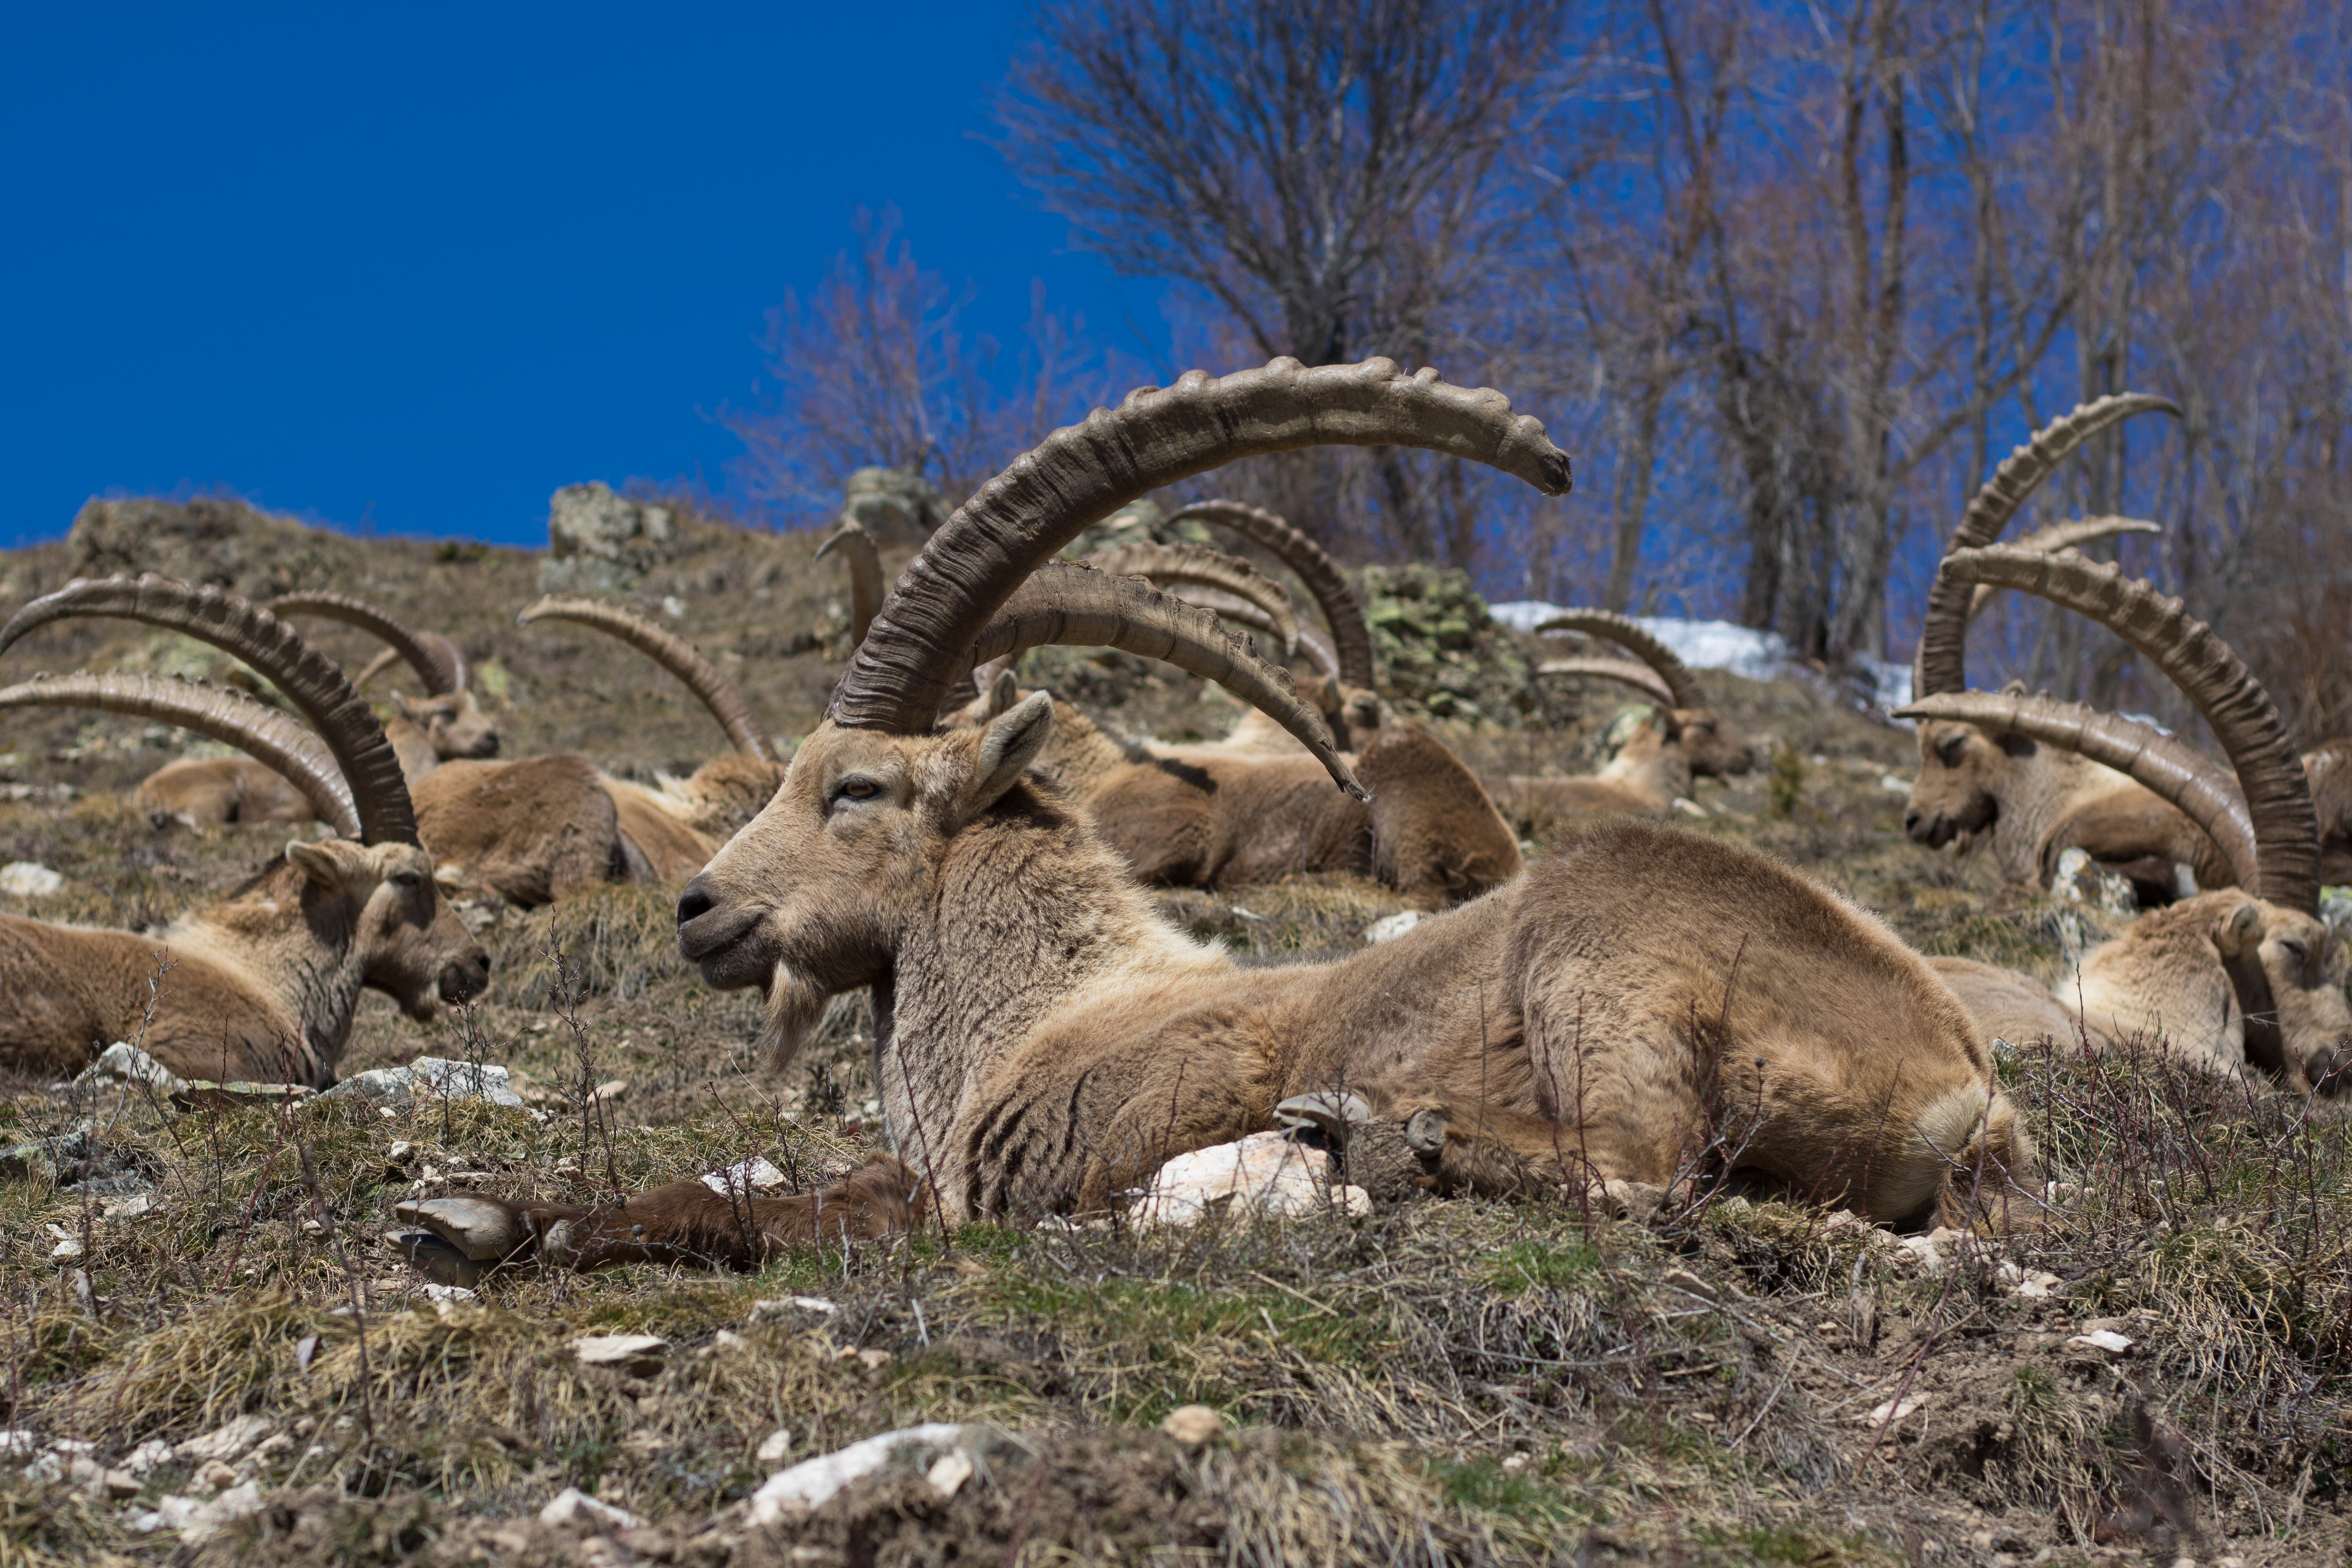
2069,1329,2133,1354
538,1486,642,1529
77,1041,187,1093
1131,1132,1369,1227
122,1437,174,1474
750,1295,838,1321
747,1424,975,1522
177,1414,274,1463
1860,1393,1929,1425
924,1449,975,1497
1670,795,1709,818
0,1430,39,1461
1879,774,1913,795
700,1157,788,1196
137,1481,262,1543
755,1428,793,1464
1160,1406,1225,1445
572,1334,666,1369
0,862,63,897
2013,1270,2064,1299
1363,910,1422,946
320,1057,524,1109
49,1235,83,1262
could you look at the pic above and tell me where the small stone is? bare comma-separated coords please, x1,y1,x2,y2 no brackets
1500,1454,1529,1473
539,1486,642,1529
756,1429,792,1464
699,1156,786,1196
0,862,63,897
122,1438,173,1474
856,1348,894,1371
176,1414,273,1464
747,1424,975,1523
195,1460,238,1493
1860,1394,1928,1426
1161,1405,1225,1446
2069,1329,2132,1354
572,1334,666,1372
593,1079,629,1105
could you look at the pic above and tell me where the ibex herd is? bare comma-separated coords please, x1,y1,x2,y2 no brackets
0,357,2342,1280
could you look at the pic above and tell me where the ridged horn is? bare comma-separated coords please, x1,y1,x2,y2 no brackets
1935,547,2316,913
1894,689,2258,892
1164,498,1377,689
832,359,1569,734
1530,610,1703,709
1534,657,1679,709
1966,517,2162,621
267,593,467,693
815,521,884,646
517,597,771,762
1082,542,1300,655
969,562,1365,800
1915,393,2181,697
1173,587,1342,679
0,576,414,845
0,671,360,837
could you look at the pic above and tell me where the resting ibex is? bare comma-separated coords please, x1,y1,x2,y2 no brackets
392,359,2027,1278
1896,394,2241,905
130,593,501,827
1901,550,2347,1090
1486,611,1756,829
0,582,490,1084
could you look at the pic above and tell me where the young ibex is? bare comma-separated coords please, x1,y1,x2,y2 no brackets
1898,393,2239,905
392,359,2027,1279
1901,549,2347,1090
1487,610,1756,829
0,582,490,1084
130,591,500,827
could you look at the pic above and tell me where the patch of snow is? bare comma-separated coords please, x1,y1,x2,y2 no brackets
1492,604,1793,683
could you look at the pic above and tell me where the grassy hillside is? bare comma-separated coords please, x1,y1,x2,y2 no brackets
0,501,2343,1566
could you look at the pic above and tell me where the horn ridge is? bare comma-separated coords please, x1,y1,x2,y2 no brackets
1163,498,1377,689
1915,392,2180,697
1530,610,1703,709
1534,656,1680,709
1967,517,2163,622
1894,688,2259,892
968,561,1366,800
267,592,466,693
517,596,771,761
0,671,361,837
1082,541,1301,655
830,359,1570,734
0,575,414,844
1934,547,2318,913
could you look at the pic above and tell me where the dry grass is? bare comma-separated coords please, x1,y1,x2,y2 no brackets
1,511,2349,1563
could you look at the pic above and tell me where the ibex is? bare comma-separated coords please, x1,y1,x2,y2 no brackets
130,592,500,827
391,359,2028,1280
1900,549,2347,1090
0,582,490,1085
1897,394,2241,905
1487,610,1756,829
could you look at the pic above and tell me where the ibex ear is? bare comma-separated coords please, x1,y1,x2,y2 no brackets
390,692,420,721
286,838,360,889
2212,896,2263,960
960,691,1054,820
986,668,1020,718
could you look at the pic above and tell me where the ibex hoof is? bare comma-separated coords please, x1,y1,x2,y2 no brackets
1403,1109,1448,1156
393,1196,528,1261
1274,1091,1373,1141
387,1228,490,1288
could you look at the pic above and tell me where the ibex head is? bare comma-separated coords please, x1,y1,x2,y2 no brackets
287,836,491,1020
269,593,504,763
394,688,500,759
675,357,1571,1059
1904,705,2031,849
1534,611,1756,780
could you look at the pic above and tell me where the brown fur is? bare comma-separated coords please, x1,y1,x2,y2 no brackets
423,708,2027,1272
412,755,627,907
963,687,1516,910
1486,710,1694,831
134,690,501,829
2305,738,2352,885
0,841,488,1085
1904,716,2233,903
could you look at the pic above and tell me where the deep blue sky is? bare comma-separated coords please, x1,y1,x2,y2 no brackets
2,4,1159,549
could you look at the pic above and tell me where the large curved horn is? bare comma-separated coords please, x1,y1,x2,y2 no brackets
0,576,414,845
1534,657,1679,709
1530,609,1704,709
517,597,771,762
267,593,467,694
814,522,884,647
970,562,1365,800
0,671,360,837
1935,547,2317,914
1082,542,1300,655
1915,394,2181,697
1966,517,2161,621
833,359,1570,735
352,647,402,690
1895,689,2258,891
1164,498,1377,689
1174,588,1342,679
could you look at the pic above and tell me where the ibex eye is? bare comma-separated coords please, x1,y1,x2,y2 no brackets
834,778,882,804
391,872,423,890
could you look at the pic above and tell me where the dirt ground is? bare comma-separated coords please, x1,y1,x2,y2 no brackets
0,500,2345,1566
